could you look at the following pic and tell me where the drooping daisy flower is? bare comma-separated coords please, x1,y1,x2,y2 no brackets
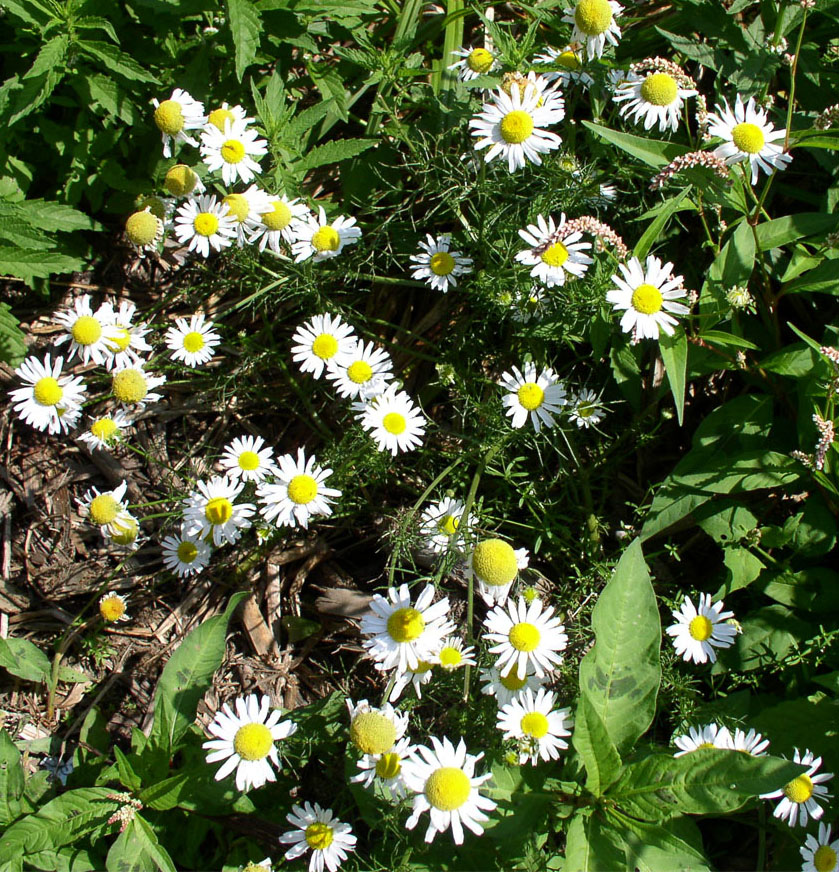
108,514,144,551
165,313,221,367
124,207,165,255
163,164,204,198
222,185,274,247
161,531,212,577
666,593,738,665
291,313,357,379
205,102,253,132
436,637,477,672
499,71,566,121
325,339,393,400
354,385,427,455
562,0,623,60
484,596,567,679
173,194,237,258
360,583,455,673
53,295,120,366
77,410,133,451
419,497,472,555
203,693,297,791
346,699,408,756
532,45,594,88
77,480,137,544
279,802,356,872
480,664,545,707
730,728,770,757
449,45,499,82
389,660,436,702
292,206,362,263
256,447,341,529
152,89,206,158
250,195,309,255
499,363,567,433
497,688,572,765
613,70,697,132
706,95,792,184
515,213,593,287
200,119,268,186
111,364,166,410
402,736,497,845
9,354,86,435
568,388,607,429
760,748,834,828
409,234,473,293
606,255,690,341
182,475,256,546
99,299,153,371
801,824,839,872
672,723,733,757
220,435,277,483
351,735,415,799
99,593,129,623
469,538,529,605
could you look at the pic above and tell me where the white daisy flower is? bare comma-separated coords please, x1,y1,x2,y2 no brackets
497,688,572,765
480,664,545,707
291,206,362,263
325,339,393,399
760,748,834,828
165,313,221,367
77,410,133,451
730,728,770,757
108,513,145,551
99,592,130,623
562,0,623,60
435,637,476,672
9,354,86,435
354,384,427,455
124,206,164,255
111,364,166,410
500,72,566,120
515,213,593,287
241,859,272,872
402,736,497,845
222,185,274,247
202,693,297,791
163,164,205,199
707,94,792,185
200,118,268,187
666,593,738,665
77,480,138,545
531,46,594,88
469,538,529,605
279,802,356,872
597,183,618,202
484,596,568,679
250,195,309,255
98,299,153,371
419,497,472,555
360,583,455,673
205,102,253,132
499,363,567,433
173,194,237,258
613,70,697,132
219,434,277,483
346,699,408,756
291,313,357,379
409,234,473,293
801,823,839,872
161,531,212,577
606,254,690,341
256,447,341,530
152,88,206,158
388,660,435,702
448,45,499,81
509,286,547,323
182,475,256,547
568,388,607,429
672,723,733,757
53,295,120,366
350,735,415,799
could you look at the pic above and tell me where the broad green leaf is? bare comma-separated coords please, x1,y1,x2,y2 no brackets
19,199,97,233
137,774,189,811
583,121,689,168
0,729,25,827
578,540,660,755
700,221,755,319
760,343,818,377
717,545,765,596
0,303,26,367
659,330,688,426
23,35,68,80
74,16,120,44
755,212,839,251
0,638,51,683
634,186,691,259
0,213,53,249
282,102,330,144
565,812,627,872
783,257,839,295
76,41,159,85
572,693,621,795
716,604,810,673
608,810,712,872
105,815,176,872
0,248,85,281
294,138,377,173
697,329,759,350
113,748,141,793
226,0,263,82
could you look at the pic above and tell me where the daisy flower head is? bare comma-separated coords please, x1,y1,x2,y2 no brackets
99,592,129,624
9,354,86,435
360,583,455,673
98,299,153,370
173,194,237,258
222,185,274,247
200,118,268,187
220,434,277,483
53,295,120,366
402,736,497,845
279,802,356,872
469,83,563,173
292,206,362,263
165,313,221,367
435,636,477,672
419,497,472,555
499,363,567,433
613,70,697,132
256,447,341,529
568,388,607,429
346,699,408,756
606,254,690,341
241,860,272,872
203,693,297,791
760,748,833,828
672,723,733,757
251,195,309,255
325,339,393,400
409,233,473,293
515,213,593,288
730,727,770,757
469,538,529,605
509,286,547,323
124,206,164,255
161,531,212,577
500,71,566,122
388,659,435,702
801,824,839,872
666,592,737,665
77,480,137,544
182,475,256,547
480,664,545,707
449,45,499,82
532,46,594,88
562,0,623,60
707,95,791,185
163,164,204,198
152,88,206,158
291,313,357,379
111,364,166,410
497,688,572,765
484,595,567,679
77,410,133,452
205,101,253,132
350,735,415,799
354,384,427,455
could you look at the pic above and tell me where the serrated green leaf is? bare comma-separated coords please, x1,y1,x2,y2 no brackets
659,330,688,426
17,199,96,232
226,0,263,82
0,729,25,828
0,214,53,250
572,694,622,795
0,248,85,281
5,67,65,126
282,102,331,145
23,35,68,80
105,815,176,872
76,41,160,85
0,638,51,683
307,64,348,123
74,16,120,44
295,137,377,173
583,121,689,169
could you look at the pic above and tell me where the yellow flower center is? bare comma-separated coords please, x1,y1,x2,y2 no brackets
208,107,235,131
125,211,160,246
33,377,63,406
383,412,407,435
350,711,396,755
99,595,126,622
438,514,459,535
698,742,716,749
425,767,471,811
732,122,766,154
312,226,341,253
193,212,219,237
112,369,148,404
304,822,334,851
783,774,814,804
164,164,198,197
412,659,434,673
347,360,373,384
521,711,549,739
110,517,139,546
375,752,402,779
631,283,664,315
540,241,569,267
238,451,260,471
500,110,534,144
262,201,292,231
814,846,838,872
517,383,545,411
89,494,120,526
287,474,318,505
205,496,233,525
221,139,246,164
386,607,425,643
557,50,581,70
233,722,273,761
688,615,713,642
311,333,338,360
90,418,119,441
107,327,132,352
500,667,528,690
223,193,250,223
138,196,167,220
183,331,206,353
575,0,613,35
472,538,518,587
154,99,184,136
177,540,198,563
439,646,462,668
430,251,456,276
466,47,494,73
577,403,595,418
640,73,678,107
509,621,541,652
71,315,102,346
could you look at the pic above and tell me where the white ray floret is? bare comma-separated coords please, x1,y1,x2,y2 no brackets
279,802,356,872
256,448,341,530
291,313,357,379
174,194,237,258
497,688,572,765
435,637,476,672
469,537,529,605
219,434,277,483
165,313,221,367
200,119,268,186
568,388,607,429
250,195,309,255
613,70,697,132
419,497,472,555
350,735,415,799
562,0,623,60
760,748,833,828
672,723,733,757
325,339,393,399
409,234,473,293
292,206,362,263
480,664,545,707
532,45,594,88
77,480,138,545
730,728,770,757
111,364,166,410
666,592,737,665
53,295,121,366
516,213,593,288
499,363,567,433
222,185,274,247
9,354,86,435
152,88,206,158
449,45,499,82
161,532,212,577
99,299,153,370
484,595,567,679
77,410,133,451
388,660,435,702
354,384,427,455
801,823,839,872
182,475,255,547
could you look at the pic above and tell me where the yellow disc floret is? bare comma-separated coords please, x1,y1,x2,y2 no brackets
111,517,139,546
312,333,338,360
312,226,340,253
732,122,766,154
383,412,406,435
112,369,148,404
233,722,273,761
238,451,260,471
350,711,397,755
154,99,184,136
107,327,132,353
631,283,664,315
164,165,198,197
71,315,102,347
500,668,528,691
688,615,713,642
287,474,318,505
509,621,541,652
430,251,455,276
557,50,581,70
177,540,198,563
262,201,292,231
90,418,119,441
386,607,425,643
517,383,545,411
500,110,534,144
208,107,235,131
89,494,120,526
466,48,494,74
182,331,206,353
99,595,126,623
376,752,402,779
439,646,462,668
521,711,549,739
205,496,233,525
304,822,334,851
125,210,160,247
640,73,678,107
783,774,814,804
438,514,459,536
425,767,471,811
575,0,613,35
347,360,373,384
814,846,838,872
540,241,569,267
223,193,250,223
472,538,518,587
33,377,63,407
193,212,219,237
221,139,246,164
